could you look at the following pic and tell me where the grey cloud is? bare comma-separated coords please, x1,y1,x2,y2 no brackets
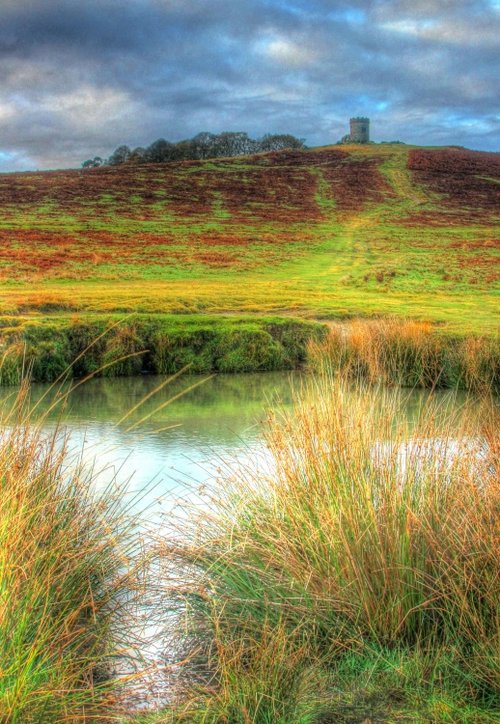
0,0,498,171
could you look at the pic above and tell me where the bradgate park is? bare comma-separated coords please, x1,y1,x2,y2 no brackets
0,2,499,722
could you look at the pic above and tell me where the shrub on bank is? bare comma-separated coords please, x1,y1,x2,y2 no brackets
0,342,24,385
102,323,146,377
214,328,285,372
2,315,496,392
150,328,215,374
0,315,326,384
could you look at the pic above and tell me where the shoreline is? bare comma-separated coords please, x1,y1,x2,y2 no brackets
0,313,497,392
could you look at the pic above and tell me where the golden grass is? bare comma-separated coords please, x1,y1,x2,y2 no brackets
155,374,500,721
0,279,498,335
0,384,143,721
309,318,499,392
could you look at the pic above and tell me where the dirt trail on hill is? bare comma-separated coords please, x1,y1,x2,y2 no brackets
311,149,429,278
382,151,430,206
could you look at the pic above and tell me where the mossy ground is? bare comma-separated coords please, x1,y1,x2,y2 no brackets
0,314,326,384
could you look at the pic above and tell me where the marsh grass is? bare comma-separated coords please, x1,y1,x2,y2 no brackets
1,328,498,722
0,376,151,722
0,328,222,722
155,374,499,722
309,319,499,393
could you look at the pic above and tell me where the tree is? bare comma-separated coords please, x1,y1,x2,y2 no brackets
81,156,103,169
191,132,217,159
212,132,257,158
82,130,309,169
258,134,306,152
108,145,132,165
145,138,175,163
129,147,147,164
174,139,196,160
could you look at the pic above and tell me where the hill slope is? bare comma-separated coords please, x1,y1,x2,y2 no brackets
0,144,498,332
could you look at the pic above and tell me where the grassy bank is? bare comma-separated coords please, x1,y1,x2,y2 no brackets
0,314,326,385
0,314,498,392
153,376,499,722
0,387,140,721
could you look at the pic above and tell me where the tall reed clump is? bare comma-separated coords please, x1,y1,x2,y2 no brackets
158,376,499,722
0,385,141,722
308,319,499,393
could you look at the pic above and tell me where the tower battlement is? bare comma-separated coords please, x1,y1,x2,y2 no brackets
349,117,370,143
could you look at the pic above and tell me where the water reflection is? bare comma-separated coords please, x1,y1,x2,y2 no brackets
0,372,471,520
0,373,301,515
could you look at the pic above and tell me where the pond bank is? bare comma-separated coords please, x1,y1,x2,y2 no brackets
0,313,498,392
0,314,326,384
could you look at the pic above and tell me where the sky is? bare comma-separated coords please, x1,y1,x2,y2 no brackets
0,0,498,171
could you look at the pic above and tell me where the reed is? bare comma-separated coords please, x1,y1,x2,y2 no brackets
308,318,499,392
0,384,142,722
156,375,499,722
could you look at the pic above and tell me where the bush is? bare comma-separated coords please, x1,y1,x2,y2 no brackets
150,329,215,374
215,328,285,372
28,340,70,383
67,321,108,377
0,316,327,385
102,324,146,377
0,343,24,386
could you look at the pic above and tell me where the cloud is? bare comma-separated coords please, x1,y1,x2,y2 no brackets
258,34,321,67
380,16,498,46
0,0,498,170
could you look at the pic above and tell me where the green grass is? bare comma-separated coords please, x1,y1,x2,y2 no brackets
0,314,327,384
1,346,498,720
0,144,497,333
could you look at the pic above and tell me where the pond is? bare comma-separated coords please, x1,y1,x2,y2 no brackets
1,372,302,518
0,371,472,521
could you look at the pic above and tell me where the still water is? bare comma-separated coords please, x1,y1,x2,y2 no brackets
2,372,304,519
0,371,470,522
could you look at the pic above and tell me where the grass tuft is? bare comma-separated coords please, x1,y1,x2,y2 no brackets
0,384,142,722
155,373,499,722
309,318,499,392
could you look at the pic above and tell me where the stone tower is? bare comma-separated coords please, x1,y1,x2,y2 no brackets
349,117,370,143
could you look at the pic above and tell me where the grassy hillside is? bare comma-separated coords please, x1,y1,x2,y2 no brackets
0,144,498,333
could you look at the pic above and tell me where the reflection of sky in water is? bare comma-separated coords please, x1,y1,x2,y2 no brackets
1,372,301,521
0,371,474,520
60,422,272,524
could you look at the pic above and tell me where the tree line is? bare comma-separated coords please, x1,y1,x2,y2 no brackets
82,131,306,168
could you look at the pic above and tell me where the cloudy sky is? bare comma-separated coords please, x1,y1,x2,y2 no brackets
0,0,498,171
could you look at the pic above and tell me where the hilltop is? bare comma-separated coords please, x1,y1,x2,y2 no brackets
0,143,498,333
